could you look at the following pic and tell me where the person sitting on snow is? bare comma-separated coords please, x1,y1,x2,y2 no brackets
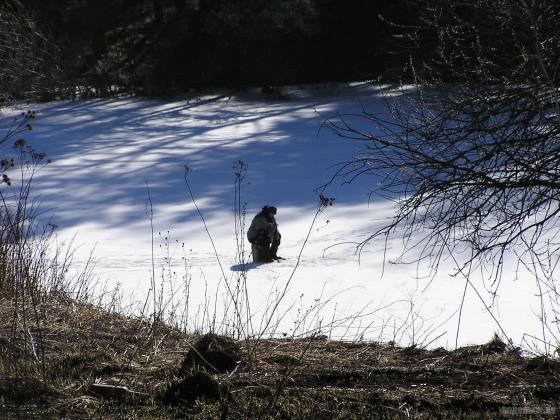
247,205,282,263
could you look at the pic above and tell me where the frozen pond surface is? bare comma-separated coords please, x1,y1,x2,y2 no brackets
10,83,556,352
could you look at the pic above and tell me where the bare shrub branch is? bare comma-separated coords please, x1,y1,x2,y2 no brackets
324,0,560,291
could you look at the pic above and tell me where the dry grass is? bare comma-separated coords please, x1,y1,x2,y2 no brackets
0,294,193,417
1,294,559,418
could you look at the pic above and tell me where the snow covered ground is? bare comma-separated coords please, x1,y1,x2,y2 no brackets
7,83,556,351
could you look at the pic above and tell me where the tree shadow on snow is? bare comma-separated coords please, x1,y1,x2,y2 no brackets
21,84,389,232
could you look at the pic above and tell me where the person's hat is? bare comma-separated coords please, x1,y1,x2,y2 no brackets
263,205,277,214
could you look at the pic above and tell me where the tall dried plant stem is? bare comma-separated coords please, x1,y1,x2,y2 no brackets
145,179,157,323
183,167,245,337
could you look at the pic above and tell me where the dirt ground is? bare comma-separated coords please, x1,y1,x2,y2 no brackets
1,295,559,418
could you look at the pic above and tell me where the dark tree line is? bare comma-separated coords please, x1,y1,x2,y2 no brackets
8,0,417,98
0,1,61,103
17,0,550,99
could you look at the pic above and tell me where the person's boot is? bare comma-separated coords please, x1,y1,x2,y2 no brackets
270,238,281,261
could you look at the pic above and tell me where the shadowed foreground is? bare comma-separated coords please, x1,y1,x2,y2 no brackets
1,296,558,419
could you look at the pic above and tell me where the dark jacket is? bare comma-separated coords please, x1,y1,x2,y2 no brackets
247,211,278,243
